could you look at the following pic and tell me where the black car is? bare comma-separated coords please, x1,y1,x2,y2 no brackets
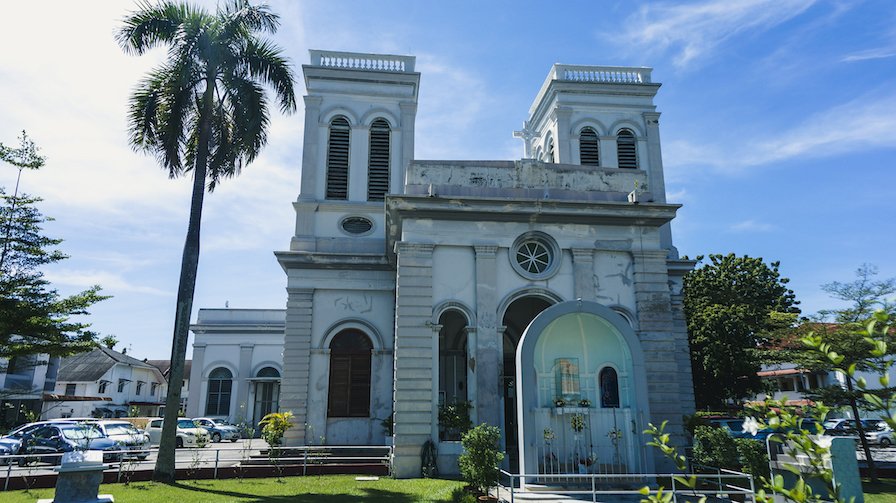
19,423,122,465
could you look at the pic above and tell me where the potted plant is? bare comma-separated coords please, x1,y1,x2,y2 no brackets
458,424,504,500
578,398,591,408
553,397,566,408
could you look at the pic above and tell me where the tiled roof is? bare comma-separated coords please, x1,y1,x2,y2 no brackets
57,347,161,382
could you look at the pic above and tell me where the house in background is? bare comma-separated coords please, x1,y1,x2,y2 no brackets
753,363,832,405
0,353,59,429
146,358,191,417
44,347,166,419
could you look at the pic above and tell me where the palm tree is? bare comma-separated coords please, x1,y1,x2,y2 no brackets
118,0,295,483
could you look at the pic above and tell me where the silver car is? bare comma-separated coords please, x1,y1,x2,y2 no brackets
84,420,151,460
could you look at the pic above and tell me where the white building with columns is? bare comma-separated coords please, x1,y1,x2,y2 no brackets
191,50,696,478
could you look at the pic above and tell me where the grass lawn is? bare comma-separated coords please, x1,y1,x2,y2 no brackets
3,475,468,503
864,479,896,503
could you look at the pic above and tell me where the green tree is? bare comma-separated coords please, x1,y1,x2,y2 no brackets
684,254,800,409
791,266,895,482
100,335,119,350
1,133,108,364
117,0,296,483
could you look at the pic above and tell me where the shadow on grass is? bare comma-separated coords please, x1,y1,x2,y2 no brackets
167,481,421,503
862,478,896,495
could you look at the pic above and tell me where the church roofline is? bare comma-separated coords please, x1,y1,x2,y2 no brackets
274,251,392,273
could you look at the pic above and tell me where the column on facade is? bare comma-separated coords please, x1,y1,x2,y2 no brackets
464,327,478,425
599,136,618,168
429,322,442,443
280,288,313,445
186,343,206,418
631,248,687,467
398,102,417,176
236,343,254,420
555,107,572,164
473,245,501,428
571,248,596,301
298,96,322,201
392,242,435,478
642,112,674,253
668,267,697,417
349,124,369,201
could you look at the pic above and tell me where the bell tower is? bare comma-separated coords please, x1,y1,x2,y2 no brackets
291,50,420,254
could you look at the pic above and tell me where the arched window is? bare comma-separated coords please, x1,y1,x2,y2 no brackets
616,129,637,169
328,331,373,417
599,367,620,408
257,367,280,378
206,367,233,416
545,136,555,163
253,367,280,425
579,127,600,166
367,118,391,201
326,116,350,199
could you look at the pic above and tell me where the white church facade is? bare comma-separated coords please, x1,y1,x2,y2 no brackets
189,50,696,478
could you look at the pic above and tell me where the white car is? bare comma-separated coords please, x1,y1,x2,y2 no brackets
145,418,209,448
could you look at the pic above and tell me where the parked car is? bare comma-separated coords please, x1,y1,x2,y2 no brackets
824,418,858,436
144,418,210,448
83,420,151,460
708,418,745,435
0,420,79,462
736,419,821,441
192,418,241,443
18,423,122,465
861,420,895,447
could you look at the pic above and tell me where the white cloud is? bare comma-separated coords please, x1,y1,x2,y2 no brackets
664,91,896,172
841,47,896,62
615,0,817,69
45,270,171,297
730,220,776,232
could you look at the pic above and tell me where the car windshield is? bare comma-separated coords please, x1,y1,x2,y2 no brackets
105,423,139,436
61,425,104,440
177,420,197,429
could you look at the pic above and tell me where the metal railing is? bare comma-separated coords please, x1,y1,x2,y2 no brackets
0,444,392,491
499,469,755,503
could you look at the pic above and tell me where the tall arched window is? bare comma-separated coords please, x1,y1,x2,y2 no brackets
616,129,638,169
367,118,391,201
253,367,280,425
599,367,620,408
326,116,350,199
545,136,555,163
579,127,600,166
206,367,233,416
328,331,373,417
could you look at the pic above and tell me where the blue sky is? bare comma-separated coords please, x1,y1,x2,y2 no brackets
0,0,893,359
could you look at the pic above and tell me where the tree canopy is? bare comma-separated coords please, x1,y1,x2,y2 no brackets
0,134,108,362
684,253,800,409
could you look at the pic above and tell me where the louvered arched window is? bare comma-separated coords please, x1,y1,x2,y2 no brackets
545,136,555,163
367,118,391,201
327,331,372,417
616,129,637,169
326,116,350,199
206,367,233,416
579,127,600,166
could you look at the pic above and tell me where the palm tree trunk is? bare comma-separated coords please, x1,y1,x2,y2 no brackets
153,76,216,484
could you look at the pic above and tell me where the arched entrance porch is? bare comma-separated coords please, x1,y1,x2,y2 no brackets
515,300,653,482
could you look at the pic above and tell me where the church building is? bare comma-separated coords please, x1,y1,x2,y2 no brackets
189,50,696,479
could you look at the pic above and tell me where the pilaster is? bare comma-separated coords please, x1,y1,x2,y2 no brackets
281,288,314,445
392,242,435,478
473,244,501,428
643,111,673,252
555,107,572,164
186,343,206,418
599,136,618,168
571,248,596,301
299,96,322,201
236,343,255,420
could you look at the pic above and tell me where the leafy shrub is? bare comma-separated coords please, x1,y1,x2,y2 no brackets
692,425,738,468
734,438,770,479
259,411,294,447
458,424,504,494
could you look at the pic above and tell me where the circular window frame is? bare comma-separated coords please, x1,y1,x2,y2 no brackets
338,215,375,237
510,231,560,280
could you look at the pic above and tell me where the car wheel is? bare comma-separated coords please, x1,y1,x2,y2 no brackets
882,438,892,448
212,433,221,443
176,437,184,449
231,438,238,443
